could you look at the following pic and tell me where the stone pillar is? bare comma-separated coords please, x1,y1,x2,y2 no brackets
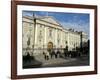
60,31,61,48
34,24,38,48
44,26,47,48
55,28,57,48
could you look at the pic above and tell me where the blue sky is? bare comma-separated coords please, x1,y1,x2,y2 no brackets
23,11,90,38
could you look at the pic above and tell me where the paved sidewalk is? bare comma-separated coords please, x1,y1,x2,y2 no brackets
23,54,89,68
34,54,77,67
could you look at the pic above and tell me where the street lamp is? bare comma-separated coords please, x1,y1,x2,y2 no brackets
31,13,36,56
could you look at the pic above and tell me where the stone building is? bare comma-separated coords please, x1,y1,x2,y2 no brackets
22,15,88,55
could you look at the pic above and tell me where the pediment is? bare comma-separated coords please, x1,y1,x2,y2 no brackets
39,16,62,26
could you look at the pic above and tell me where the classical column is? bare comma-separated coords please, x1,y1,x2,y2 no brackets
34,24,38,48
55,28,57,48
44,26,47,48
60,30,62,48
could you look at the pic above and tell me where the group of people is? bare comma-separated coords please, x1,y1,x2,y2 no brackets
42,50,62,60
23,47,69,61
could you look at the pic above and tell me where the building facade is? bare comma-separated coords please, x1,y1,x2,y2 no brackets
22,16,88,55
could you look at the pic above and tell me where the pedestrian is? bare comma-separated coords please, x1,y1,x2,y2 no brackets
43,51,49,60
55,49,59,58
64,48,67,58
46,51,50,60
56,50,61,58
51,50,55,59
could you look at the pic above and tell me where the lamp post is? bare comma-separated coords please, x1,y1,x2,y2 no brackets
32,13,36,55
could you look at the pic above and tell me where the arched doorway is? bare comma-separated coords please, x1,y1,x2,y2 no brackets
47,42,53,52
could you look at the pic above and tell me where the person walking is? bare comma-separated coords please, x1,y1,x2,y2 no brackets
43,50,49,60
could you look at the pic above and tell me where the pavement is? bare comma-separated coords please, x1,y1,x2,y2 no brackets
34,54,78,67
23,53,89,68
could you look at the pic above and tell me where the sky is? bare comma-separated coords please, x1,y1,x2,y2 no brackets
23,11,90,38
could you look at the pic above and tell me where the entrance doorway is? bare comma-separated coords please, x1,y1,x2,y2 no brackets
47,42,53,51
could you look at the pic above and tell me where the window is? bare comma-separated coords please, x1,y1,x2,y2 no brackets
39,39,41,42
39,30,42,42
49,29,52,37
57,34,60,44
65,41,67,44
58,39,60,44
40,30,42,35
29,23,32,26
